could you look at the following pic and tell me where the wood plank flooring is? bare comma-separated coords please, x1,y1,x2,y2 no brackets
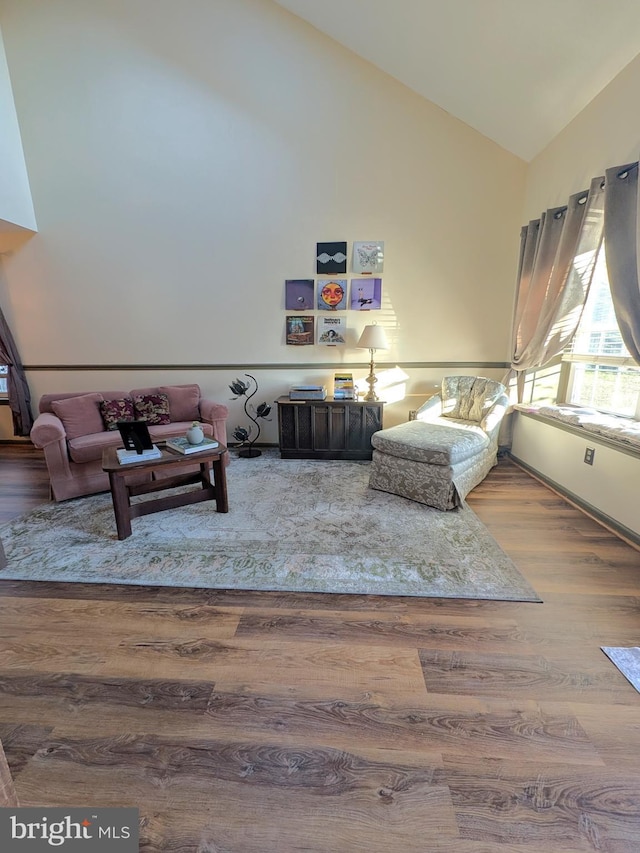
1,443,639,851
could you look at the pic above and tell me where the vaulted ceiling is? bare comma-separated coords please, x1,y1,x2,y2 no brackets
274,0,640,161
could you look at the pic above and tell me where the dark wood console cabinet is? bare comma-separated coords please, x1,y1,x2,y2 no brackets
276,396,383,460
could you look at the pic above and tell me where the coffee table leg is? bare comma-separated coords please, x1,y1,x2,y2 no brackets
108,472,132,540
211,456,229,513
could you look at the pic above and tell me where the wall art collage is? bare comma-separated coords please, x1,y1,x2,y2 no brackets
285,241,384,346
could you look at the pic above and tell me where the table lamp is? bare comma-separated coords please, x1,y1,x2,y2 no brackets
357,323,389,401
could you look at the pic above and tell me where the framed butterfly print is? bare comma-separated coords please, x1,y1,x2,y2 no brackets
353,241,384,274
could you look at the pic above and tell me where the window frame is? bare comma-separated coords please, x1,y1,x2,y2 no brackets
559,357,640,420
558,241,640,420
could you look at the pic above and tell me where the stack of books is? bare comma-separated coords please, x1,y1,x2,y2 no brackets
166,436,220,455
333,373,355,400
116,445,162,465
289,385,327,401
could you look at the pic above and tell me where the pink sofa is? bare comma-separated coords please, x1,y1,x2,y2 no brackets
30,384,229,501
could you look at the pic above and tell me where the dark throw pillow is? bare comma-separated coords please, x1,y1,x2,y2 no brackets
99,398,135,430
132,393,171,425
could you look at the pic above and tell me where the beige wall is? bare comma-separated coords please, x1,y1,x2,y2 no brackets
511,413,640,540
0,406,14,440
0,28,36,246
0,0,525,438
524,51,640,218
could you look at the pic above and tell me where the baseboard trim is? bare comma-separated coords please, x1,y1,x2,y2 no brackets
509,453,640,551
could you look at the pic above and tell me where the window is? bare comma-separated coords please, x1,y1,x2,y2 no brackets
514,360,563,407
0,365,7,397
561,243,640,418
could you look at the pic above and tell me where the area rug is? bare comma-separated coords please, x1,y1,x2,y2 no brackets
0,452,540,601
601,647,640,693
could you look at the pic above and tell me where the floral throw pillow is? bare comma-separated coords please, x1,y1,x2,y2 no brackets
99,398,135,431
132,393,171,425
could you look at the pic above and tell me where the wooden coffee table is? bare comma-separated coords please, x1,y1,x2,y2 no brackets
102,444,228,540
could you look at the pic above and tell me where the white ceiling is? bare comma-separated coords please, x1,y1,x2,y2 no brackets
274,0,640,161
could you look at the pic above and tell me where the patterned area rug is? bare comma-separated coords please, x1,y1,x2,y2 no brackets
0,452,540,600
601,647,640,693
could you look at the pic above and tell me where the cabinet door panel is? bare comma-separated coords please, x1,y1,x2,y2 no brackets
328,405,347,450
277,398,382,459
296,405,313,449
347,406,364,450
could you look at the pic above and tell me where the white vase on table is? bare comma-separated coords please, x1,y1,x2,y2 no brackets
186,424,204,445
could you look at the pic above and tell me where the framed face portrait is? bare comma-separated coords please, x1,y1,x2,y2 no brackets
317,279,347,310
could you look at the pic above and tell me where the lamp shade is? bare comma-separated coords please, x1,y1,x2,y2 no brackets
357,324,388,351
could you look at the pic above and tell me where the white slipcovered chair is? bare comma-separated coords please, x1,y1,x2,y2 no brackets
368,376,509,510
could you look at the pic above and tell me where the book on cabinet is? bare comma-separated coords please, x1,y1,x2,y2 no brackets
333,372,355,400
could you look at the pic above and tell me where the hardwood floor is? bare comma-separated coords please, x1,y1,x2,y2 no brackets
0,443,639,851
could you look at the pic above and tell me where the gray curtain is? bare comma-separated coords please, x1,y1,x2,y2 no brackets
604,161,640,365
0,305,33,436
509,177,605,401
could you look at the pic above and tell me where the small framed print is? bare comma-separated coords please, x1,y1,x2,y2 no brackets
318,315,347,345
351,278,382,310
285,279,314,310
353,241,384,274
316,241,347,274
317,279,347,310
117,420,153,452
286,314,314,345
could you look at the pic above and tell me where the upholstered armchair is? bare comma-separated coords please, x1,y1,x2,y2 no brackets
368,376,509,510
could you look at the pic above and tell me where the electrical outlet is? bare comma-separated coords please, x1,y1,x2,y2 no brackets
584,447,595,465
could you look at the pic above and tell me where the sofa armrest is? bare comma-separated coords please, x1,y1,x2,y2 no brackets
30,412,67,447
415,394,443,422
481,393,509,439
199,399,229,424
198,399,229,458
30,412,75,491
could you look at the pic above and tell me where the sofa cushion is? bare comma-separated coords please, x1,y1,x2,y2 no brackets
371,418,489,466
67,430,123,464
99,397,135,430
158,384,201,422
51,392,105,439
132,393,171,425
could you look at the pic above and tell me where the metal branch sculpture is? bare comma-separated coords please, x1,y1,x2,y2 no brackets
228,374,272,458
